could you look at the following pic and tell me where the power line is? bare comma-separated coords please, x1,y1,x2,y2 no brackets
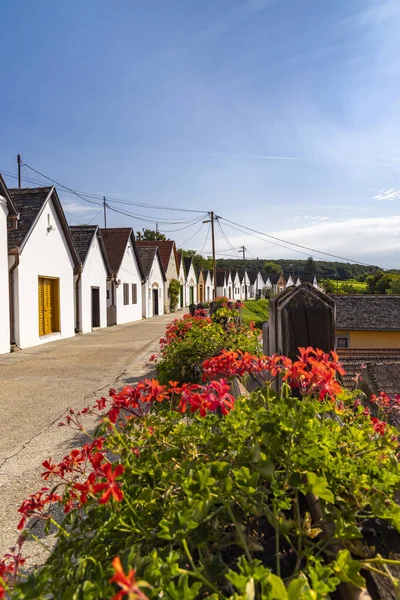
158,215,208,233
105,203,204,225
221,220,315,259
216,218,241,254
88,208,104,225
22,162,206,214
219,216,376,267
200,223,211,254
180,222,205,248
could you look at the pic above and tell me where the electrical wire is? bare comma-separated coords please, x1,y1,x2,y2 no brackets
106,203,207,225
159,215,208,233
22,163,206,214
87,209,104,225
200,223,211,254
219,216,375,267
220,220,320,259
216,218,241,254
180,222,205,248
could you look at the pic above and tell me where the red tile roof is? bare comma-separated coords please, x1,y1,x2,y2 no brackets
100,228,144,280
135,240,177,273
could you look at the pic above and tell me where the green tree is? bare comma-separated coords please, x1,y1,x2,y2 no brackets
263,260,281,273
135,228,167,241
321,279,336,294
305,256,318,275
366,271,393,294
387,276,400,295
179,249,213,270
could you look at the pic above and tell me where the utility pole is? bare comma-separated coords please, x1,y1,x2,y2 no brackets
239,245,248,300
103,196,107,230
202,212,217,299
17,154,22,188
211,211,216,300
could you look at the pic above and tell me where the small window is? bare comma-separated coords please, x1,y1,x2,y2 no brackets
106,290,110,300
132,283,137,304
337,337,349,348
123,283,129,305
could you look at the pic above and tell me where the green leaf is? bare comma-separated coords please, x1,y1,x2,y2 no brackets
333,549,365,588
306,472,335,504
287,577,310,600
267,574,288,599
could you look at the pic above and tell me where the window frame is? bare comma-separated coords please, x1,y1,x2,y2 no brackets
123,283,129,305
132,283,137,305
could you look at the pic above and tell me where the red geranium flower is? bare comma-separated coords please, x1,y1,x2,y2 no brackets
93,463,125,504
370,416,387,436
109,557,150,600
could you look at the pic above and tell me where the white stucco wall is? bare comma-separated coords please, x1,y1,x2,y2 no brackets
185,263,197,305
164,249,179,313
178,261,186,308
79,235,108,333
216,285,226,298
142,254,165,318
13,198,75,349
233,273,241,300
115,240,142,324
0,198,10,354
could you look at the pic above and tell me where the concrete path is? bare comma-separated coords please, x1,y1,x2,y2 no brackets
0,312,178,562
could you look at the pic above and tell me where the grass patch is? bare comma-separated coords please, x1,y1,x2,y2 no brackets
242,299,269,329
324,279,368,294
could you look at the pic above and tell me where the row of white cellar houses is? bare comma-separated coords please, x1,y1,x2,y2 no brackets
0,178,205,354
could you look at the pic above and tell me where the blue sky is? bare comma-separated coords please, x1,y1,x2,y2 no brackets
1,0,400,267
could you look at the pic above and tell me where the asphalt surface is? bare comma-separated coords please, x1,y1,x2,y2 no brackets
0,312,178,564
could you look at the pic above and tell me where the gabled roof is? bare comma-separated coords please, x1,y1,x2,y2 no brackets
335,295,400,331
8,186,80,267
176,251,184,272
183,256,194,277
136,245,167,281
263,272,281,285
70,225,112,276
247,270,259,284
0,174,18,216
299,274,317,283
101,228,145,280
134,240,177,273
216,269,227,287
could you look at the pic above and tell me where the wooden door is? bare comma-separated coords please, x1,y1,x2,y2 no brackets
180,285,184,308
91,288,100,328
38,277,59,336
152,289,159,316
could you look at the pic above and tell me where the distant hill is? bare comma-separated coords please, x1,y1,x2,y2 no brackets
215,258,393,281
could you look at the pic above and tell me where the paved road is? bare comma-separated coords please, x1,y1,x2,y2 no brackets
0,312,177,562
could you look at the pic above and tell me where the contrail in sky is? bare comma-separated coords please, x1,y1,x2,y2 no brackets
134,150,306,161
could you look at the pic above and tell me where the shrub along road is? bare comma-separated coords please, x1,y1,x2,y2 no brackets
0,312,179,563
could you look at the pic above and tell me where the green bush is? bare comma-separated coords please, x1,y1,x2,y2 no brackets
241,299,269,329
10,366,400,599
169,279,181,311
156,311,261,384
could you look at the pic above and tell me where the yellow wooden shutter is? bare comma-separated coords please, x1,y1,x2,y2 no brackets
38,278,45,336
43,279,53,335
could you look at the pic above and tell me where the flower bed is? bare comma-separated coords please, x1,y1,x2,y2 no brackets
2,333,400,597
155,299,261,384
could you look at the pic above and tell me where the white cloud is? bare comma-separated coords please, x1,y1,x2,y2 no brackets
62,201,96,215
217,215,400,268
373,189,400,202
